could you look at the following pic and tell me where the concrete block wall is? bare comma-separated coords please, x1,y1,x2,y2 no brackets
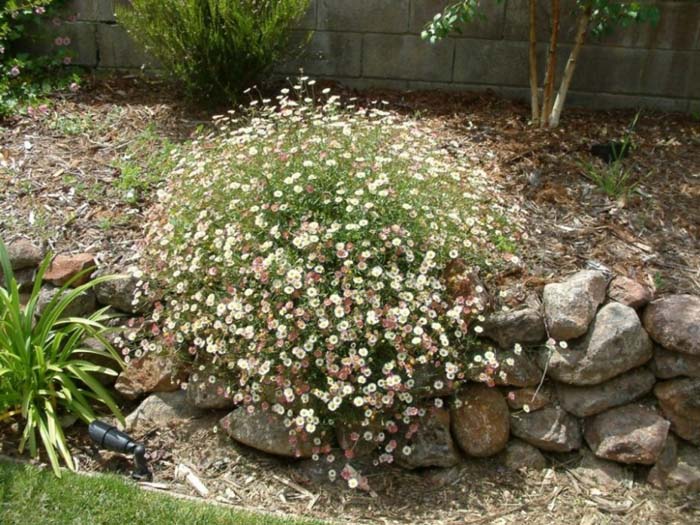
49,0,700,112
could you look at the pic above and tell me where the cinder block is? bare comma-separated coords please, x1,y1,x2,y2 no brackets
96,24,155,69
503,0,579,44
318,0,409,33
569,45,693,97
453,39,530,86
293,0,317,30
362,34,454,81
689,99,700,115
64,0,115,22
689,54,700,98
565,91,690,113
410,0,505,39
276,31,362,78
19,21,98,67
600,2,700,50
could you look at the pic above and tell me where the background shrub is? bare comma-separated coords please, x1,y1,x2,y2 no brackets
139,84,520,469
117,0,311,103
0,0,79,118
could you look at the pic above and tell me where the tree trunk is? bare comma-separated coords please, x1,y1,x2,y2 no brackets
528,0,539,125
549,8,591,128
540,0,560,127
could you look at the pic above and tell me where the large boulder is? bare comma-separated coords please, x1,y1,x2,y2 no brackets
555,367,656,417
650,345,700,379
396,407,461,469
6,239,43,270
115,350,190,400
185,357,235,410
540,302,652,386
643,295,700,356
44,253,95,287
503,439,547,470
543,270,607,340
506,387,552,412
466,348,542,387
35,286,97,318
584,405,670,465
510,406,582,452
451,384,510,457
123,391,201,433
481,307,546,349
654,378,700,445
220,407,314,458
607,276,652,309
94,273,148,314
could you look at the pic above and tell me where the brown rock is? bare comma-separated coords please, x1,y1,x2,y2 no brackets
506,387,551,412
395,407,461,469
95,273,149,314
608,276,652,309
584,405,670,465
643,295,700,356
123,391,202,433
186,358,234,410
650,345,700,379
503,439,547,470
543,270,607,340
654,378,700,445
541,302,653,386
443,258,491,313
44,253,95,287
336,419,382,458
556,368,656,417
220,407,314,458
661,442,700,490
451,384,510,457
510,406,582,452
410,363,457,399
115,350,189,400
481,307,546,349
647,434,678,489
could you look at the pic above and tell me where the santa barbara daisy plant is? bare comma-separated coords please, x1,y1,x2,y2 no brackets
138,80,520,483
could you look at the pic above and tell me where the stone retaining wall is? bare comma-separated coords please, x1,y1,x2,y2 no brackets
6,237,700,490
46,0,700,113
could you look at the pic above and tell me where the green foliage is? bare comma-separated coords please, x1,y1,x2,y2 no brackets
580,158,640,200
0,0,80,118
0,240,124,476
421,0,494,42
116,0,311,103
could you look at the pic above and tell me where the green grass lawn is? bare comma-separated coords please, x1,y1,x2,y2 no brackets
0,460,324,525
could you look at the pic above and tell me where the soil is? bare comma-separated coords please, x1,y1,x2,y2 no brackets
1,76,700,523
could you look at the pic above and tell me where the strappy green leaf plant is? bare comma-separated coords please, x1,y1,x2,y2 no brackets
0,240,124,476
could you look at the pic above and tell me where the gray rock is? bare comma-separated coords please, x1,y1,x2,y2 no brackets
185,356,234,410
6,239,43,270
556,367,656,417
650,345,700,379
654,378,700,445
115,350,190,400
584,405,670,465
36,285,97,318
543,270,607,340
607,276,652,309
647,434,679,489
123,391,201,433
541,302,652,386
503,439,547,470
510,406,582,452
220,407,314,458
575,448,633,491
396,407,461,469
95,274,148,314
467,347,542,387
410,363,456,399
654,441,700,491
336,419,382,458
643,295,700,356
481,307,546,349
451,384,510,457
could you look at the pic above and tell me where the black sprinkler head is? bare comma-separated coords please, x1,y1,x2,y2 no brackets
89,420,152,481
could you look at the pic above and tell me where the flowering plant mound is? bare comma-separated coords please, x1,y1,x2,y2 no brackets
139,83,520,472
